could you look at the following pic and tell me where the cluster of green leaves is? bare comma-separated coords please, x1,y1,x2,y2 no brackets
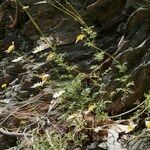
145,91,150,111
31,129,87,150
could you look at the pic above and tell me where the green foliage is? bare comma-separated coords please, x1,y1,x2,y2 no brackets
59,73,92,113
32,131,67,150
116,63,127,73
94,51,105,61
145,91,150,111
31,129,87,150
12,0,149,149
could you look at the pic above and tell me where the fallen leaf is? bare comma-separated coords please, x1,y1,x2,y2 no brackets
31,81,45,88
94,126,102,133
22,6,29,10
67,113,82,120
46,52,55,61
99,124,128,150
126,124,137,133
12,56,23,62
32,45,45,54
53,90,65,98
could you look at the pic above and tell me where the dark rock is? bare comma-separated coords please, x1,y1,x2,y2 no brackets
17,90,30,100
104,5,150,114
87,0,127,29
0,134,17,150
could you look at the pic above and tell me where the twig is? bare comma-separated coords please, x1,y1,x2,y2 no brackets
0,100,35,125
0,128,32,137
109,101,145,119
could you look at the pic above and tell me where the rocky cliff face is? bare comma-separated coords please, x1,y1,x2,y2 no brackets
0,0,150,149
0,0,149,120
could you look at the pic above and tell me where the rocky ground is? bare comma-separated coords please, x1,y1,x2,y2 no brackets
0,0,150,149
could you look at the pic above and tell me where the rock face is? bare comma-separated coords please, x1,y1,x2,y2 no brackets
105,6,150,114
24,0,150,118
87,0,127,29
0,0,150,149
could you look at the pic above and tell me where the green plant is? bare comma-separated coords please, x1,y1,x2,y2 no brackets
11,1,148,149
145,91,150,112
15,0,137,120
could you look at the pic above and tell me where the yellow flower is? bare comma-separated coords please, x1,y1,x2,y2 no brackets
1,83,7,89
75,34,86,43
5,42,15,53
145,121,150,129
46,53,55,61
